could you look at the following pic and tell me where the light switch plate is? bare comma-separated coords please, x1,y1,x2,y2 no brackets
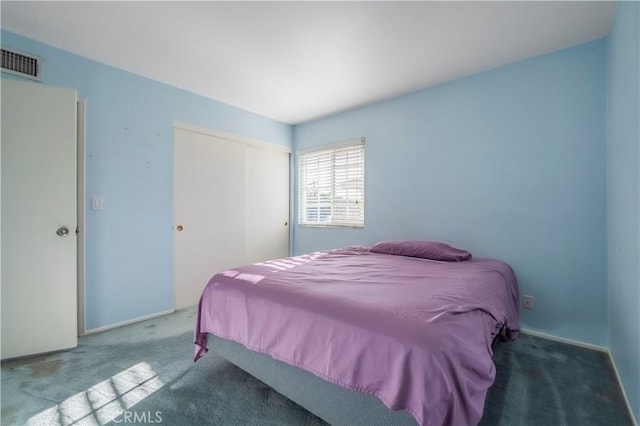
91,196,103,210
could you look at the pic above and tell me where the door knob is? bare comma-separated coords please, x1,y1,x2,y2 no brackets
56,227,69,237
176,225,184,232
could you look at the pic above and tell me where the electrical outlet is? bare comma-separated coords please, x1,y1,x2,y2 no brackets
523,295,534,310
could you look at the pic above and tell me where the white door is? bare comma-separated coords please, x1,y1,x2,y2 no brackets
173,125,290,309
1,78,78,359
173,128,246,309
244,144,290,263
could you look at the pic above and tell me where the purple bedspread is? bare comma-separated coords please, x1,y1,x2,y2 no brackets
194,246,519,426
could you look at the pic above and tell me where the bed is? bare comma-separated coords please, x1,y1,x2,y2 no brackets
194,242,520,426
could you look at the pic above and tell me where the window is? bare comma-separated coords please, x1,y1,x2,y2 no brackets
297,138,365,227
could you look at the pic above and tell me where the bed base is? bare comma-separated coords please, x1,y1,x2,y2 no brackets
207,334,417,426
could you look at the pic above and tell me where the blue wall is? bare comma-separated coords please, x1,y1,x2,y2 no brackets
294,40,608,347
1,30,292,331
606,2,640,421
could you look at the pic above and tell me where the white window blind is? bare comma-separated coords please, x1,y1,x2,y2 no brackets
298,138,365,227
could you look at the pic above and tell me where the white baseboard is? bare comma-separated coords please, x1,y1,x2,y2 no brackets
520,328,608,352
82,309,175,335
520,328,637,425
608,348,639,426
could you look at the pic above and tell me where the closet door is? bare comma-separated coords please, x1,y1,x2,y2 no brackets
244,145,290,264
173,128,245,310
173,125,290,310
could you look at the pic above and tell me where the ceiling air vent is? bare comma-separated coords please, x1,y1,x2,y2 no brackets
1,47,41,81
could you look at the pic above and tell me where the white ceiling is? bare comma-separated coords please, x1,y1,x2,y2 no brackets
1,1,616,124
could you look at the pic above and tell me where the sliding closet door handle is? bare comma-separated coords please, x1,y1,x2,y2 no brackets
56,227,69,237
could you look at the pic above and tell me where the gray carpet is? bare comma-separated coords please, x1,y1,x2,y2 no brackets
1,308,633,426
480,333,633,426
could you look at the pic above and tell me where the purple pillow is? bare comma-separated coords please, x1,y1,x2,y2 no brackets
370,240,472,262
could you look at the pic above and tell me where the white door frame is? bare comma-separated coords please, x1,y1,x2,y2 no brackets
77,98,86,336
